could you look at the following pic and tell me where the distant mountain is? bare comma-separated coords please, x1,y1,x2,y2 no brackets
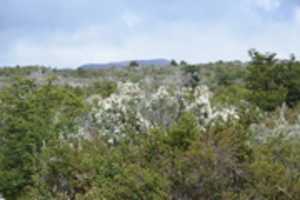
79,59,171,69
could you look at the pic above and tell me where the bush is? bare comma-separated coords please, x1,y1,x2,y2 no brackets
245,136,300,199
246,49,300,111
167,121,252,200
0,79,86,199
89,80,117,97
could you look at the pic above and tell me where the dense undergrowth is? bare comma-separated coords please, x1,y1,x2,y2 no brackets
1,50,300,199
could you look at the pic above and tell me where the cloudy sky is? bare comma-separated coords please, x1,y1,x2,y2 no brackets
1,0,300,67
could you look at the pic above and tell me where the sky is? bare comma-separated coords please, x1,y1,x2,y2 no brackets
1,0,300,68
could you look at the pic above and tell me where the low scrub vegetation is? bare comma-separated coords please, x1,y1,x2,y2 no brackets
1,50,300,199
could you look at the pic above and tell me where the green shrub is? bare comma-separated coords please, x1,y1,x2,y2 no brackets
0,79,86,200
246,49,300,111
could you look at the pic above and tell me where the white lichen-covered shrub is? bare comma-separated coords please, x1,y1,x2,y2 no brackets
89,82,239,142
250,105,300,142
90,82,148,142
142,86,181,128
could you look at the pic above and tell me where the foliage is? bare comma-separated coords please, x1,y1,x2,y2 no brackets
0,79,86,199
88,80,117,98
90,82,238,143
213,84,250,105
129,61,139,67
1,50,300,199
182,65,200,88
170,60,178,66
246,49,300,111
168,122,252,199
245,136,300,199
214,62,245,86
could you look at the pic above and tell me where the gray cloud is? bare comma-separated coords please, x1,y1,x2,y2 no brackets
1,0,299,67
